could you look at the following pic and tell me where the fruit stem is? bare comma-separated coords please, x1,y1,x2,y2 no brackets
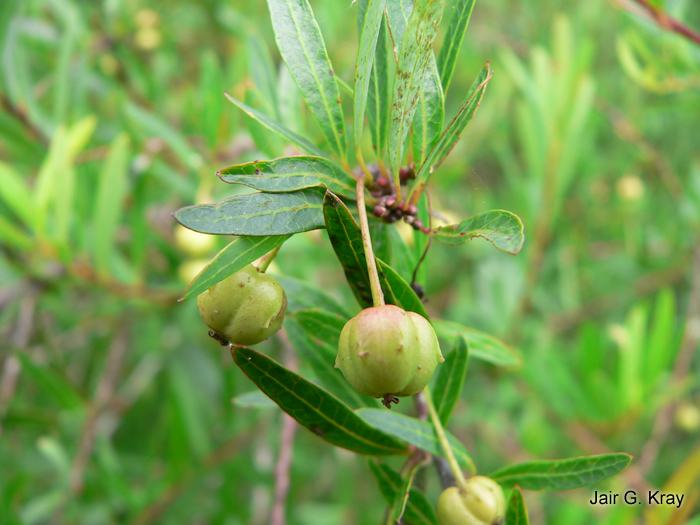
258,245,281,273
423,387,469,489
356,175,385,307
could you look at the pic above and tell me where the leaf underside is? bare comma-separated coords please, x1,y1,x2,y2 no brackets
433,209,525,254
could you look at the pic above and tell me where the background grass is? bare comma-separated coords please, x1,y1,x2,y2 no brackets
1,0,699,523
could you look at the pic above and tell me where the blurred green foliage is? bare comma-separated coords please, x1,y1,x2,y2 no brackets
1,0,699,523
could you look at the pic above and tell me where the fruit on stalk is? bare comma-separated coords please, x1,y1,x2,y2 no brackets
197,265,286,345
336,305,443,401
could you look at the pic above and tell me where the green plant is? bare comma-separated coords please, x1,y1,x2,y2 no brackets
436,476,506,525
173,0,632,521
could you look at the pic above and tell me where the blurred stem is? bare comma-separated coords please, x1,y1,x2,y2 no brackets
423,387,468,489
618,0,700,46
357,175,385,307
355,149,375,184
258,245,281,273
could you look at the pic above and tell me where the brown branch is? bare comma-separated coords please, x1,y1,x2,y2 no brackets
618,0,700,46
271,328,298,525
69,327,129,494
0,92,49,146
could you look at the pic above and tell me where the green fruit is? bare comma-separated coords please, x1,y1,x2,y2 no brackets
335,305,443,399
197,264,286,345
437,477,506,525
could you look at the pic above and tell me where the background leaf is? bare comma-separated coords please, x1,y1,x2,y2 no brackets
267,0,348,161
231,345,408,456
174,189,325,236
412,58,445,167
432,209,525,254
433,319,522,367
489,454,633,491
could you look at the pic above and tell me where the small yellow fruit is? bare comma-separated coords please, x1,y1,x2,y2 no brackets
175,225,215,256
197,265,286,345
336,305,443,400
437,477,506,525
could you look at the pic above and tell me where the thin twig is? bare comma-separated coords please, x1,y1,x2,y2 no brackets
637,246,700,475
617,0,700,47
356,175,385,308
0,92,49,146
271,328,298,525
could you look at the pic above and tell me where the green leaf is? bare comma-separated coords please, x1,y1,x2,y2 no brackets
180,236,289,301
92,133,131,276
385,0,413,57
412,63,491,196
292,308,346,346
412,57,445,167
231,345,408,455
225,92,329,158
275,274,354,318
267,0,348,161
285,316,369,409
174,189,325,236
505,486,529,525
218,156,355,199
200,50,225,149
387,0,446,175
358,2,390,155
433,209,525,255
436,0,476,94
323,191,428,318
244,89,283,158
232,390,278,409
357,408,475,472
489,453,633,491
15,354,83,411
392,460,421,523
354,0,387,152
0,161,39,232
432,335,469,425
433,319,522,367
369,461,438,525
247,33,280,121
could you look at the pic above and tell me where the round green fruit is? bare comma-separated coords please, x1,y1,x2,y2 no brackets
436,477,506,525
197,264,286,345
335,304,443,399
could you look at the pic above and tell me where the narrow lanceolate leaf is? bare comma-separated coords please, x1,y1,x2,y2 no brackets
275,275,354,318
231,345,408,455
293,308,346,346
225,92,328,158
433,319,521,367
267,0,348,161
505,487,529,525
247,33,280,121
412,63,491,197
354,0,387,151
392,460,421,523
180,236,289,301
369,461,438,525
357,408,476,471
323,190,428,318
284,317,368,409
436,0,476,94
433,210,525,255
432,335,469,425
489,453,633,491
218,157,356,199
387,0,446,175
412,57,444,166
385,0,413,59
174,189,325,236
367,18,390,154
